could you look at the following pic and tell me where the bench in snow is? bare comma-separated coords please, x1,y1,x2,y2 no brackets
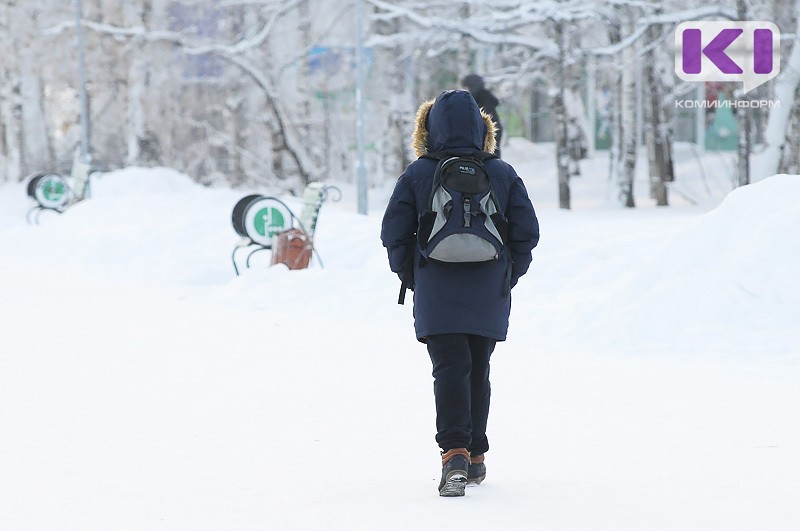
230,182,341,275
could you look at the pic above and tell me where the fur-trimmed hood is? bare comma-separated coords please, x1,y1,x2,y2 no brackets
411,90,497,158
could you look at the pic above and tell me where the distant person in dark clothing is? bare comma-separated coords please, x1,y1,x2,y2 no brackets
462,74,503,158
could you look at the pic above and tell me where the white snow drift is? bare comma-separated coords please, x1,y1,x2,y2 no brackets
1,145,798,530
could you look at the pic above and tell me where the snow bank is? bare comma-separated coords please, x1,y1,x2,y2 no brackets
1,161,799,531
614,174,799,333
529,174,800,353
679,174,800,306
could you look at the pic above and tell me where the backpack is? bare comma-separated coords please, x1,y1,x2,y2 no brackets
398,151,510,304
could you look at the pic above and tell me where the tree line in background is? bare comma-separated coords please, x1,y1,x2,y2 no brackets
1,0,800,208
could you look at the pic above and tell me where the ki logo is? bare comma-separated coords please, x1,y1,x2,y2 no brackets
675,21,780,94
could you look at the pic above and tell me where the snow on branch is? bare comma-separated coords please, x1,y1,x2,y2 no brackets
44,0,305,56
592,5,737,57
225,0,305,54
225,55,318,183
43,3,320,183
365,0,555,54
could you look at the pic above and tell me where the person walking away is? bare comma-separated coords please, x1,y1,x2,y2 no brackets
462,74,504,158
380,90,539,497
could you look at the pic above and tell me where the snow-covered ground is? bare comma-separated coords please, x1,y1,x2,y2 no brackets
1,140,798,530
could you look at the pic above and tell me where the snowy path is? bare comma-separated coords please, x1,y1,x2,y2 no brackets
1,145,799,530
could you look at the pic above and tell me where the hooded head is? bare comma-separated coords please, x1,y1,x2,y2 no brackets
461,74,485,93
411,90,497,158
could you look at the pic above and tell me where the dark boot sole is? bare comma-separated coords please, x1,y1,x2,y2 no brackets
466,475,485,485
439,473,467,497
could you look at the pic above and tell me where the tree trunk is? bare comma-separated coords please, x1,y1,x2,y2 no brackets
758,0,800,180
564,85,589,175
19,50,52,173
0,64,22,183
736,100,752,185
125,47,148,166
782,95,800,174
226,89,245,184
644,22,669,206
458,3,473,80
606,20,622,196
7,5,51,178
553,21,571,209
125,0,161,166
619,21,637,208
295,0,315,180
378,14,410,182
735,0,751,187
270,125,286,181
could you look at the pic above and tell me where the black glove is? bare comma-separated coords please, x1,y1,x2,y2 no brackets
397,271,414,291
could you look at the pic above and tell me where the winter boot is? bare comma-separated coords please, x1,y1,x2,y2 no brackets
438,448,469,497
467,454,486,485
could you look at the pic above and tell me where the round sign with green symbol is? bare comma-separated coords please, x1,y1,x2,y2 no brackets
243,198,292,246
33,174,70,210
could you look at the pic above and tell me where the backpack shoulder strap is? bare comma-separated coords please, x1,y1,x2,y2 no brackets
422,150,497,210
426,156,460,210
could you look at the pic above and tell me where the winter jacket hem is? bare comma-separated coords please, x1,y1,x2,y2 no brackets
416,327,507,344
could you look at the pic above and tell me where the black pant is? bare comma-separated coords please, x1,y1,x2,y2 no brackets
427,333,496,456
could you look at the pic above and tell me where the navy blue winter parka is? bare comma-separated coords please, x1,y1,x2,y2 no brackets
381,90,539,342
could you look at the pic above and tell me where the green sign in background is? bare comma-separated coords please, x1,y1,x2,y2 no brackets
253,207,287,238
42,178,66,202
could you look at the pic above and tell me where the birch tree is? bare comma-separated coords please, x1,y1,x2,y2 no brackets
618,7,637,208
0,0,22,182
552,19,571,209
365,0,594,209
0,1,57,182
733,0,752,186
40,0,354,189
643,8,673,206
758,0,800,180
123,1,152,167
